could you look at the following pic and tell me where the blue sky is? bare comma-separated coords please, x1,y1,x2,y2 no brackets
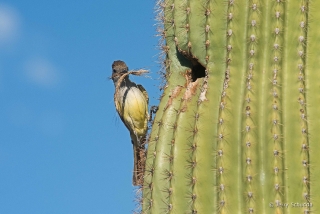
0,1,161,213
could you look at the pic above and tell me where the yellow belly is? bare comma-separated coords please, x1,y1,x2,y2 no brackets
116,86,148,137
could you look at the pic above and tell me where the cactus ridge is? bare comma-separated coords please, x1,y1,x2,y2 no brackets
216,1,244,213
141,0,320,213
282,1,311,213
305,0,320,211
266,1,285,212
242,1,259,213
174,79,202,213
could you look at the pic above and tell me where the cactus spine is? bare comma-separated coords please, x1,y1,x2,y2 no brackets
142,0,320,213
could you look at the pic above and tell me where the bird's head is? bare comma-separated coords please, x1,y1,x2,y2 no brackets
111,60,129,83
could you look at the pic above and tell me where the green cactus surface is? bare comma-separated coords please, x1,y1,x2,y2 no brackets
142,0,320,213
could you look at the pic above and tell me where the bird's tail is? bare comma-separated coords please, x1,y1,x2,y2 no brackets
132,137,146,186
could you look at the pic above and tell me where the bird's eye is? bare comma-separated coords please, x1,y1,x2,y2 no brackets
112,69,116,73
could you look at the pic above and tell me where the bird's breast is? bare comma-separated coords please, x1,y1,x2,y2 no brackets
115,85,148,136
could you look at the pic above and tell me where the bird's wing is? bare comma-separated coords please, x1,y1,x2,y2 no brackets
137,84,149,105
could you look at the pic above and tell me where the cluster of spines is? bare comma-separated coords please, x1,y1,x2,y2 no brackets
298,0,310,210
204,0,211,65
155,0,173,89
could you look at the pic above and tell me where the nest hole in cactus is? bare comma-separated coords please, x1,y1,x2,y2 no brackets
190,60,206,82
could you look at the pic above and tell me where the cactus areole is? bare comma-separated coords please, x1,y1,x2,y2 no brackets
141,0,320,213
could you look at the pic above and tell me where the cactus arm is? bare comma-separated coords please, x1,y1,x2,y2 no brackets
306,0,320,212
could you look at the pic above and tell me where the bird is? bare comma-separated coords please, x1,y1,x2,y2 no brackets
111,60,149,186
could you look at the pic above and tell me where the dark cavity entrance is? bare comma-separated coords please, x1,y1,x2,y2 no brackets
176,48,206,82
191,61,206,82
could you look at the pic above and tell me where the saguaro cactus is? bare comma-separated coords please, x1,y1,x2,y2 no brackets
142,0,320,213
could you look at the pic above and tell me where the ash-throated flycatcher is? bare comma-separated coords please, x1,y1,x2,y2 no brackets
111,60,148,186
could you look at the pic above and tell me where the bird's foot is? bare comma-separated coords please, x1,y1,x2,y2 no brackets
148,106,158,121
